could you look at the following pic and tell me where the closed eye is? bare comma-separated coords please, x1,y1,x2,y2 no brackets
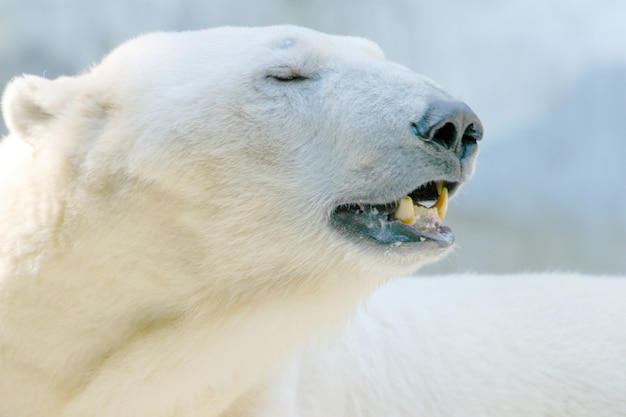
267,65,309,82
268,73,308,82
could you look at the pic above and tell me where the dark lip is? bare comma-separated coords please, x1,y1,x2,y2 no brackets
329,180,460,247
330,213,455,247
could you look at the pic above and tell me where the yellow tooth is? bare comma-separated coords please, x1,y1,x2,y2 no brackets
394,196,415,224
432,187,448,220
435,181,444,196
414,204,435,218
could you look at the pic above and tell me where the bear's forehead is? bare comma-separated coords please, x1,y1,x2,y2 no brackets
103,25,384,71
261,26,385,60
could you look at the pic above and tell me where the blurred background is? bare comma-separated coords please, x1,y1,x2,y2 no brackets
1,0,624,275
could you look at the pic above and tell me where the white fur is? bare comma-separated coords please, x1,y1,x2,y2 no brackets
0,25,624,417
289,274,626,417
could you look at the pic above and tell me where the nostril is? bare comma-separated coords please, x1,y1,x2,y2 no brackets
411,99,483,157
431,122,457,149
460,123,483,159
462,123,482,145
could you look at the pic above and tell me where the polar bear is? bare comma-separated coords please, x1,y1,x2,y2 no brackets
0,25,624,417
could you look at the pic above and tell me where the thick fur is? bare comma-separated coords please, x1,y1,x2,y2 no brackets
289,274,626,417
0,25,624,417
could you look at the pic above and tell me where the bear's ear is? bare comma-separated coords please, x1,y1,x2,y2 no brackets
1,74,74,147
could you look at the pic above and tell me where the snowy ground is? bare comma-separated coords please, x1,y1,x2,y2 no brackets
1,0,624,274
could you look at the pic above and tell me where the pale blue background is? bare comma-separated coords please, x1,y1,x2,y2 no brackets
1,0,624,274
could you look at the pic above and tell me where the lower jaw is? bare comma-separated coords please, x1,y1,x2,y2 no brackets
329,211,455,247
334,230,455,276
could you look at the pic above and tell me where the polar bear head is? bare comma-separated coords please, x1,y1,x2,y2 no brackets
1,25,481,300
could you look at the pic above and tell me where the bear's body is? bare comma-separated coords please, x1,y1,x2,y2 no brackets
0,25,624,417
291,274,626,417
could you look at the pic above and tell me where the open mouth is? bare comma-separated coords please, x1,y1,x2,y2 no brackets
330,181,459,247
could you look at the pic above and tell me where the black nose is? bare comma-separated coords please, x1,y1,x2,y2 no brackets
410,100,483,158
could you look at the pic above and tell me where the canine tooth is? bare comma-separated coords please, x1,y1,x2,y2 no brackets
435,181,444,195
394,196,415,224
432,187,448,220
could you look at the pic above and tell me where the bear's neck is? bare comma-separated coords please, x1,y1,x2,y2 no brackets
1,150,379,415
0,139,386,416
3,254,373,415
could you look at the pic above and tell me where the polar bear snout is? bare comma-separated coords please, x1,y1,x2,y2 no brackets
410,99,483,160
